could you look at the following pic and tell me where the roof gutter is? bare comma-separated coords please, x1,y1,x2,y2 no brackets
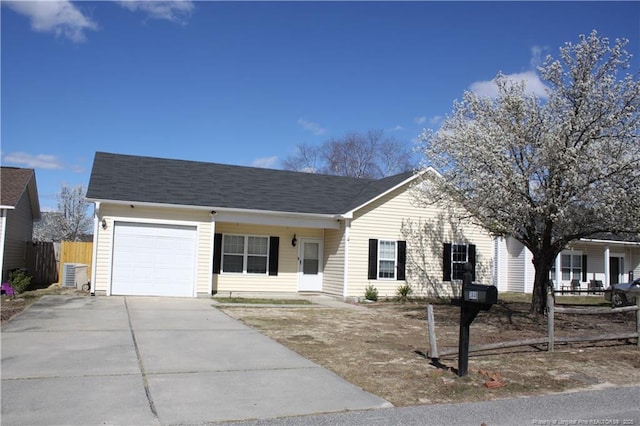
579,238,640,246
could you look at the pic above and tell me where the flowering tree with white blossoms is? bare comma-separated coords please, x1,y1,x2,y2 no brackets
417,31,640,314
34,184,92,242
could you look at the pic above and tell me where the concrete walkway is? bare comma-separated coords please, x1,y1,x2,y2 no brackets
1,296,390,425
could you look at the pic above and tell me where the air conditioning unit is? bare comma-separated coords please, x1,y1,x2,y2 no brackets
62,263,89,290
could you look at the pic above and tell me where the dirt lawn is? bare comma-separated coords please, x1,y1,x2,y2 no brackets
219,295,640,407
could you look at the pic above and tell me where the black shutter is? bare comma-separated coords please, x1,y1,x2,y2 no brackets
443,243,451,281
213,233,222,274
368,239,378,280
468,244,476,281
268,236,279,276
397,241,406,281
582,255,587,282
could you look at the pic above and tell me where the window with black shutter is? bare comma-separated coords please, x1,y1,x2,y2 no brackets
368,239,407,280
213,234,278,275
443,242,476,281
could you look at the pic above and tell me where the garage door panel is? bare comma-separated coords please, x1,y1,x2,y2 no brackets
111,223,196,297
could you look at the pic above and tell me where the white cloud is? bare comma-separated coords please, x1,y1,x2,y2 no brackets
530,45,548,69
387,125,404,132
297,118,326,136
429,115,444,126
4,0,98,42
3,152,65,170
414,116,427,125
117,1,194,24
251,156,278,169
469,71,549,99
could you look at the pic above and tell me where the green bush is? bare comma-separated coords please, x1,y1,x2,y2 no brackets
364,284,378,301
9,270,32,294
396,283,413,302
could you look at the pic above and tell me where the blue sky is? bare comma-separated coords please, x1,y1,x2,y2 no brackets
2,1,638,211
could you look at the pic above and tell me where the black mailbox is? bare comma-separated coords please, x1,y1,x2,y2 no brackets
462,283,498,305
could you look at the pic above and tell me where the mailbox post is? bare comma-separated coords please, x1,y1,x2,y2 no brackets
454,262,497,377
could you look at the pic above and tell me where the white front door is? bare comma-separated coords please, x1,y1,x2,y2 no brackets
298,238,323,292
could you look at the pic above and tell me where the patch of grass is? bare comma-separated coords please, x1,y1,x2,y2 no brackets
499,291,608,306
498,292,532,304
554,295,609,306
212,297,313,305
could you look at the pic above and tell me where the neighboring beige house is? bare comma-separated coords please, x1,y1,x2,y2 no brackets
87,152,494,299
494,235,640,294
0,167,41,282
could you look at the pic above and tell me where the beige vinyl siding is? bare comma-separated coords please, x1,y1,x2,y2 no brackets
94,204,212,296
323,223,346,297
347,185,494,299
2,189,35,279
213,223,322,294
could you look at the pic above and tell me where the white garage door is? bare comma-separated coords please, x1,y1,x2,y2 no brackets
111,222,197,297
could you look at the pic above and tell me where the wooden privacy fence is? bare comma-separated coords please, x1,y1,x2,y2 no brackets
20,241,93,288
59,241,93,279
427,295,640,359
25,242,58,286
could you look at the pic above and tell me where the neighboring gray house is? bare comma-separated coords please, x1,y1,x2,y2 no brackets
0,167,41,282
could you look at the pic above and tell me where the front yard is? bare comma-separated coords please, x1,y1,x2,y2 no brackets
219,294,640,406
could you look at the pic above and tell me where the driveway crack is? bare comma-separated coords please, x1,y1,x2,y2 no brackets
125,297,159,421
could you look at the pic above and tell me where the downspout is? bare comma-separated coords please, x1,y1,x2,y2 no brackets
89,202,100,295
524,246,530,293
604,245,611,288
492,237,499,289
342,218,351,300
0,210,7,282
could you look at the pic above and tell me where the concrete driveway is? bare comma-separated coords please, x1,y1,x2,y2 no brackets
1,296,390,425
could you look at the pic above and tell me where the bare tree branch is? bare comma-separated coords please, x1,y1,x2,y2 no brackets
283,129,416,178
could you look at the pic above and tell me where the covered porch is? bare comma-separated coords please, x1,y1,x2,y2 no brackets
551,237,640,293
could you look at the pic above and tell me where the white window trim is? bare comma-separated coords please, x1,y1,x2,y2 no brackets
377,240,397,280
557,250,582,283
221,234,270,274
451,243,469,281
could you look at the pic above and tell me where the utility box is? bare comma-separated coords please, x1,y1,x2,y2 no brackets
462,283,498,305
62,263,89,290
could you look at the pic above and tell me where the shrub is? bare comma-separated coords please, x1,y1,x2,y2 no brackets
364,284,378,301
396,283,413,302
9,270,32,294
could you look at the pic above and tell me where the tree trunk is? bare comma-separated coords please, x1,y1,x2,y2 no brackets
530,255,555,315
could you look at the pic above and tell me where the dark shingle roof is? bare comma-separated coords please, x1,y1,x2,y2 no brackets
86,152,416,215
1,167,36,207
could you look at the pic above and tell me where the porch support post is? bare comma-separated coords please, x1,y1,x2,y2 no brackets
342,219,351,299
555,254,561,286
89,202,101,296
604,246,611,288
